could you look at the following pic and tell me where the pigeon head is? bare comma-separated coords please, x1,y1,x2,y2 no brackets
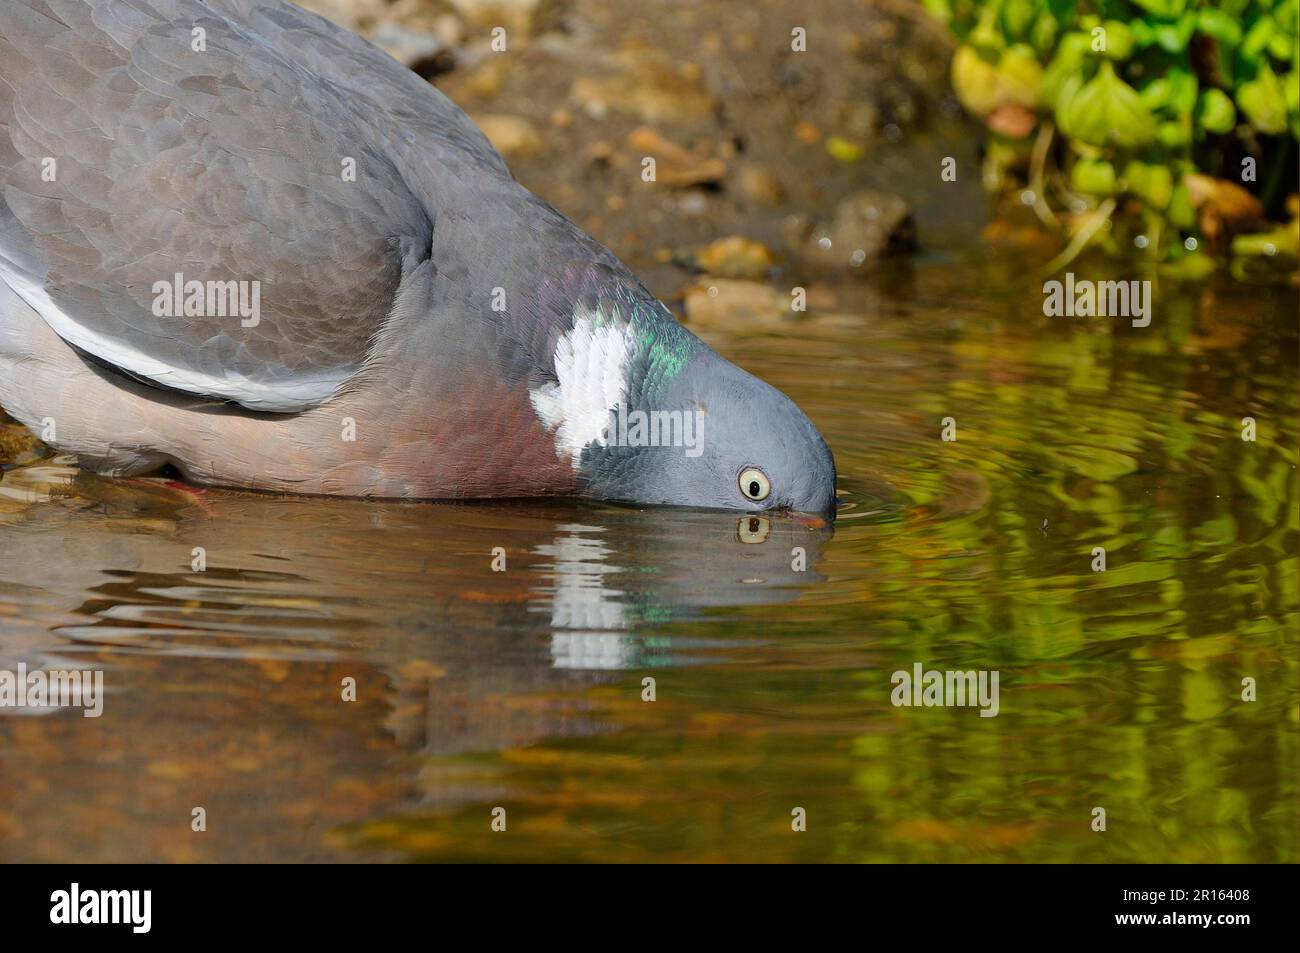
580,351,839,513
527,271,837,514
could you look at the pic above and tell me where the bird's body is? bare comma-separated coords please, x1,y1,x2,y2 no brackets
0,0,836,511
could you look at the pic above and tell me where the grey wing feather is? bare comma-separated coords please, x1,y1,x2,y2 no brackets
208,0,511,179
0,0,471,412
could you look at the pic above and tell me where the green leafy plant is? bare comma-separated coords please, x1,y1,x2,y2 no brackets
926,0,1300,273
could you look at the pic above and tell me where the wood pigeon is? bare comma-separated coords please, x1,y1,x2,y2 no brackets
0,0,836,511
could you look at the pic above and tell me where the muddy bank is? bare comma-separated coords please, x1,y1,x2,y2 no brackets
296,0,986,307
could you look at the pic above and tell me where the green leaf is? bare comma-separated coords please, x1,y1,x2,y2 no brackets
1232,222,1300,258
951,44,1003,114
1122,160,1174,208
1268,31,1294,61
1168,184,1197,229
1047,0,1078,25
1195,88,1237,134
1196,9,1242,47
1071,157,1118,194
1139,69,1197,117
1129,18,1159,48
1100,21,1136,60
953,43,1042,115
1166,67,1199,116
1238,63,1289,133
1062,62,1156,148
1041,31,1093,106
1129,0,1187,18
1139,76,1171,111
1158,119,1191,147
920,0,955,25
1000,0,1039,41
969,5,1006,54
1051,69,1087,127
1277,0,1299,37
1242,16,1278,58
1154,12,1198,53
1031,13,1059,56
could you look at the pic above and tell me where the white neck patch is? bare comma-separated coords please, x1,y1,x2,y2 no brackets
529,311,637,469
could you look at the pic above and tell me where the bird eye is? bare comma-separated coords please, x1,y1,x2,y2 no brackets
738,466,771,503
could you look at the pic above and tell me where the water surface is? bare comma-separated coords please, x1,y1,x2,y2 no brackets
1,257,1296,862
